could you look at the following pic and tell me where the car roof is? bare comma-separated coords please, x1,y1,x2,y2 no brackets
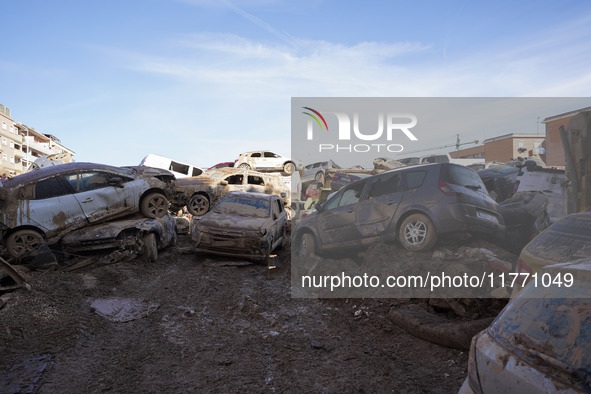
2,162,131,187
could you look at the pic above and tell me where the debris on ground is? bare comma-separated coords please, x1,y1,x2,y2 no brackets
90,298,160,323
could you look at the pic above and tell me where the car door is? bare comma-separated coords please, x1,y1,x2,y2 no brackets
25,175,89,234
356,172,404,237
66,170,138,223
317,180,367,245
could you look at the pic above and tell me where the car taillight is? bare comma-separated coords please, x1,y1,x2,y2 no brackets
467,334,483,394
438,180,456,196
332,176,338,181
513,179,520,194
516,257,532,275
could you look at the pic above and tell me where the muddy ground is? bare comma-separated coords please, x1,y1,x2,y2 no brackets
0,235,497,393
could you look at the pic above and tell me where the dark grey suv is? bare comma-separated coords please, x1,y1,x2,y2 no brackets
293,163,505,254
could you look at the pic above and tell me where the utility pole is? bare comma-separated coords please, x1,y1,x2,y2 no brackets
456,134,460,151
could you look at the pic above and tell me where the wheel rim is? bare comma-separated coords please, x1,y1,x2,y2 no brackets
191,196,208,215
9,233,43,257
403,221,427,246
147,195,167,216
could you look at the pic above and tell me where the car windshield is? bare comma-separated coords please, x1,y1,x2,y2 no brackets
489,282,591,387
214,196,270,218
526,215,591,262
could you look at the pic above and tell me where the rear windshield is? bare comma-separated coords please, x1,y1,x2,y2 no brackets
490,283,591,388
440,164,485,189
526,215,591,262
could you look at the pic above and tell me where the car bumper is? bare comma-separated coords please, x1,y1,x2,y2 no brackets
193,231,270,261
444,203,505,235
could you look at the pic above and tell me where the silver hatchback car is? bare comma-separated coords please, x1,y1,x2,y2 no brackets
293,163,505,254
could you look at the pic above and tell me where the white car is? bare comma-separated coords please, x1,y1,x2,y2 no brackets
0,162,175,258
234,151,303,175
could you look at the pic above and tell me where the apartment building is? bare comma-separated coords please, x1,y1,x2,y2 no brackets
0,104,74,176
449,133,545,163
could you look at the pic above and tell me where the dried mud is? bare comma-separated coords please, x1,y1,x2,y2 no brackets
1,236,471,393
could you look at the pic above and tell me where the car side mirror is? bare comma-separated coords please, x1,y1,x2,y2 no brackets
220,180,228,186
108,177,124,188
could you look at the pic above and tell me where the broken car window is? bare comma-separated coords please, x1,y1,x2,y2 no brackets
225,174,244,185
248,176,265,186
251,152,262,158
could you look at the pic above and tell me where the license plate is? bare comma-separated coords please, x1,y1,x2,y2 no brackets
477,210,498,223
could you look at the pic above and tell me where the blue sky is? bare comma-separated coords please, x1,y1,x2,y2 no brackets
2,0,591,168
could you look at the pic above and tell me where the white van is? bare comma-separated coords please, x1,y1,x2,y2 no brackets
139,154,203,178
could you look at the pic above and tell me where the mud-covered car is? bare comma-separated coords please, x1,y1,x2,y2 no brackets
330,172,371,192
477,164,520,202
515,208,591,278
461,259,591,393
60,214,177,262
294,163,505,254
191,192,287,264
301,160,341,183
0,162,174,258
234,151,303,176
172,168,290,217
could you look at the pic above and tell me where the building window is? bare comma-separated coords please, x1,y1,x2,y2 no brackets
9,156,14,164
2,138,6,146
9,141,14,149
2,154,7,162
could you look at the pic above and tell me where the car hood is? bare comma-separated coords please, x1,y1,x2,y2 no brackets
197,211,269,232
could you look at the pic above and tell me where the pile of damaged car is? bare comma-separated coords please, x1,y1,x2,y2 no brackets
0,162,177,267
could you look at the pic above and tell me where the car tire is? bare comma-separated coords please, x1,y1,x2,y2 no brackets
238,163,250,170
283,162,295,175
187,194,210,216
398,213,437,251
140,192,169,218
6,229,45,258
141,233,158,263
299,233,316,257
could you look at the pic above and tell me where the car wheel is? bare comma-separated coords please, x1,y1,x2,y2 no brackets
283,162,295,175
6,229,45,258
141,192,169,218
314,171,324,181
239,163,250,169
188,194,210,216
299,233,316,257
141,233,158,263
398,213,437,251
